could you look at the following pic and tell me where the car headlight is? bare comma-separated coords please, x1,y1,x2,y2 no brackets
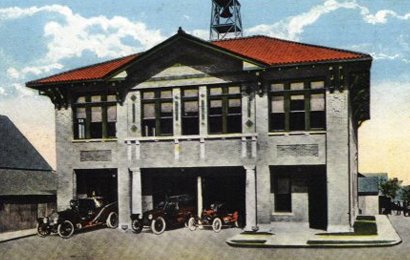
43,217,49,224
148,214,153,220
138,214,143,220
50,212,59,224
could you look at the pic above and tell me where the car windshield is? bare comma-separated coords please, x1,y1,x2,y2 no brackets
156,201,166,209
78,199,96,211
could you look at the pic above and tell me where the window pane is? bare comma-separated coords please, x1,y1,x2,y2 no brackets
161,102,173,115
271,96,284,113
228,98,241,107
270,113,285,131
210,100,222,115
271,84,284,92
210,87,222,96
142,91,155,99
76,96,86,103
311,94,325,111
91,107,102,122
311,111,326,129
290,95,305,111
182,118,199,135
160,90,172,98
209,116,223,133
91,95,101,102
275,175,291,212
160,118,173,135
76,107,86,119
277,177,290,194
227,115,242,133
90,122,102,138
289,112,305,130
311,81,325,89
107,106,117,122
142,119,155,137
183,89,198,97
107,95,116,102
143,104,155,118
290,82,304,91
183,101,198,114
228,86,240,94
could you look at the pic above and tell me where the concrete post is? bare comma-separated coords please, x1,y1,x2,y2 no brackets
173,88,181,136
244,165,257,231
197,176,203,218
199,86,208,136
326,89,351,232
131,167,142,215
117,167,131,230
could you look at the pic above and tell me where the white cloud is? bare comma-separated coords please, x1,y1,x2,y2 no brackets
12,83,35,97
246,0,410,40
0,87,6,96
0,5,167,63
190,29,208,40
7,63,63,79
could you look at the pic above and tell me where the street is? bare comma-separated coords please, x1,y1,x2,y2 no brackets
1,215,408,260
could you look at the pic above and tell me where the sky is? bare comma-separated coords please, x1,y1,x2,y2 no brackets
0,0,409,183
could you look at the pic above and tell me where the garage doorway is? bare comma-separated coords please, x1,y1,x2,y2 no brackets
75,169,118,202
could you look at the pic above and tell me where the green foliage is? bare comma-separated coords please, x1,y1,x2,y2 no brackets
401,185,410,202
379,178,402,199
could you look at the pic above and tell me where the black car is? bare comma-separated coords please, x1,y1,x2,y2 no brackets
37,197,118,238
130,194,195,235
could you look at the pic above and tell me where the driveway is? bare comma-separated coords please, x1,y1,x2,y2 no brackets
1,215,409,260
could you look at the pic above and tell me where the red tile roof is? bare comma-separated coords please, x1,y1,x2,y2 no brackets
30,53,139,85
213,35,368,65
27,35,369,86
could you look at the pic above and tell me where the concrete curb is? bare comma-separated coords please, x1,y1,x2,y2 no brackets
0,229,37,243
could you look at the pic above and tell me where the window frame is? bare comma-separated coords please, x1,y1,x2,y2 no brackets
72,94,117,140
141,89,174,137
207,84,242,134
181,88,200,136
268,79,326,132
273,174,292,213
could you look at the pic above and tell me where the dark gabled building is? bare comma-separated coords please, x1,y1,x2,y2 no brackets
0,115,56,233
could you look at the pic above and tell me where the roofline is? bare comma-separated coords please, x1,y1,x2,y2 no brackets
212,34,372,60
26,53,140,88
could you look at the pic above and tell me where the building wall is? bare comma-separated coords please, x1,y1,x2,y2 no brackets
358,195,379,216
53,53,365,230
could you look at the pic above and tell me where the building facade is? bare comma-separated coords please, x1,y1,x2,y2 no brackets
27,30,372,232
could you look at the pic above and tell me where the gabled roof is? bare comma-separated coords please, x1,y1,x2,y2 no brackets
0,115,52,171
26,33,371,87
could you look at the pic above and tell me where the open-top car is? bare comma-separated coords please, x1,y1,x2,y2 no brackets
188,202,242,232
130,194,195,235
37,197,118,238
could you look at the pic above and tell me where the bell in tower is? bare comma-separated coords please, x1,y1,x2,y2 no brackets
210,0,243,40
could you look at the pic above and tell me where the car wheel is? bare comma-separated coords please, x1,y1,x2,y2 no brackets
188,217,197,231
151,216,166,235
131,219,143,234
212,218,222,233
106,212,118,229
57,220,75,239
36,223,50,237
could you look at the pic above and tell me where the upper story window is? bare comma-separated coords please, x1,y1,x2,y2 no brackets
73,94,117,139
182,88,199,135
141,89,173,136
269,80,325,132
208,85,242,134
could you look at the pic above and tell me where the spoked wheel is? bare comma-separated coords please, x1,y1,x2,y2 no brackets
188,217,197,231
36,223,50,237
212,218,222,233
57,220,75,239
106,212,118,228
151,216,166,235
131,219,143,234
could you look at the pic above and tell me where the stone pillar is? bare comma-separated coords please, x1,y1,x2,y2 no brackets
117,167,131,230
197,176,203,217
256,164,271,224
244,165,257,231
131,167,142,215
326,89,351,232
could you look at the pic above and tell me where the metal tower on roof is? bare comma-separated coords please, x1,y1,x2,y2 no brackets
210,0,243,40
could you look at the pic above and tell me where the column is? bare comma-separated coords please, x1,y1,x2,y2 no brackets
199,86,208,136
326,89,351,232
117,167,131,230
173,88,182,136
130,167,142,215
244,165,258,231
197,176,203,217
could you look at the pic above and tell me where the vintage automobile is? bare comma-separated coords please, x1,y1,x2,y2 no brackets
36,197,118,238
188,202,242,233
130,194,195,235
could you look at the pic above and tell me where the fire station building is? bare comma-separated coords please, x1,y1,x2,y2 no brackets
26,29,372,232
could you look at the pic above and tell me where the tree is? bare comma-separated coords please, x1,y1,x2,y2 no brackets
401,185,410,202
379,178,402,200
